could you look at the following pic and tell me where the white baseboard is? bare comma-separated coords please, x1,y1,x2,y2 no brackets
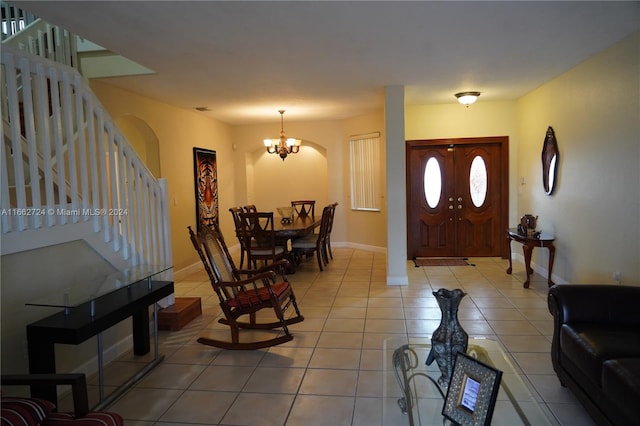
332,241,386,253
510,253,566,285
175,242,386,281
180,243,569,287
386,274,409,286
174,262,204,281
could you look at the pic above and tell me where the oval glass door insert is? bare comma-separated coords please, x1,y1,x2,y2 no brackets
424,157,442,208
469,155,487,207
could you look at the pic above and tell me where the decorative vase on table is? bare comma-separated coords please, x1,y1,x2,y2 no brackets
520,214,538,237
276,207,293,224
426,288,469,389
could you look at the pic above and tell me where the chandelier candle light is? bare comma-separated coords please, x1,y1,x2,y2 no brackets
264,110,301,161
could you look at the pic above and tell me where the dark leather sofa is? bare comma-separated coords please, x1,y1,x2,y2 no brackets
548,284,640,425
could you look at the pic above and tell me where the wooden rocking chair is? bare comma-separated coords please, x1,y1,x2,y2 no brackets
188,224,304,350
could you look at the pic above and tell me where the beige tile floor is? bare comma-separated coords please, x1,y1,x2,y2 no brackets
91,248,595,425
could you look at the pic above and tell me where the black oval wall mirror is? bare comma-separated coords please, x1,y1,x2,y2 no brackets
541,126,559,195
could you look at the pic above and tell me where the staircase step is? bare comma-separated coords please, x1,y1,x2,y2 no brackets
158,297,202,331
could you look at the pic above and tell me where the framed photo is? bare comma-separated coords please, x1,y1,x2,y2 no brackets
193,147,218,232
442,352,503,426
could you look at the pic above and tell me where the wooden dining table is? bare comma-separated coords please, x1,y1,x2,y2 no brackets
273,215,322,242
272,215,322,272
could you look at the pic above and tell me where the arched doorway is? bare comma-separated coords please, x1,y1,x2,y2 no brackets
247,141,329,213
114,115,161,177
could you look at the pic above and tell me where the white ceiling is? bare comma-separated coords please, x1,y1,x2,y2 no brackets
13,1,640,125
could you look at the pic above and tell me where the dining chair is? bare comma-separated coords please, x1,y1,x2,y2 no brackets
325,202,338,260
243,204,258,213
290,204,332,271
239,211,287,268
229,207,249,268
291,200,315,218
188,224,304,350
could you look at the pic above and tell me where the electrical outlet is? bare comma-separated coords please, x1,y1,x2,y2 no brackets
613,271,622,283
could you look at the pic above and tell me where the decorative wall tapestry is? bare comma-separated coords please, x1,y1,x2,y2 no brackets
193,148,218,231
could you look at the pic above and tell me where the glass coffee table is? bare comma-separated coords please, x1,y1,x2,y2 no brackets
383,337,552,425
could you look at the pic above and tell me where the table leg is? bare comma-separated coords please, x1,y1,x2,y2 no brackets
506,237,513,274
97,332,104,401
283,240,300,274
522,245,533,288
153,302,159,360
547,245,556,287
132,307,150,355
27,337,57,402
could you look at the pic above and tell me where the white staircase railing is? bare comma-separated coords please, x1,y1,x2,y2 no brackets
2,2,77,70
1,2,37,39
1,44,171,267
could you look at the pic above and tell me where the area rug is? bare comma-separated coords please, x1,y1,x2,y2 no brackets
413,257,471,267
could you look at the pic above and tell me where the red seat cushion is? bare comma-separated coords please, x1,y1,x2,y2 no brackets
1,397,55,425
227,282,289,308
43,412,124,426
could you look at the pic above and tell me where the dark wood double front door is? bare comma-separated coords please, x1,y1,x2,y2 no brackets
406,137,508,259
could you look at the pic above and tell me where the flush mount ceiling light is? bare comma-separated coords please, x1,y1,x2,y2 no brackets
263,110,301,161
455,91,481,107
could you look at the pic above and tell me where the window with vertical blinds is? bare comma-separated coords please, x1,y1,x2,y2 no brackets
349,133,381,211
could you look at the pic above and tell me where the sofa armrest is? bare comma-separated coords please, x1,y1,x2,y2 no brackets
547,284,640,383
548,284,640,326
1,373,90,417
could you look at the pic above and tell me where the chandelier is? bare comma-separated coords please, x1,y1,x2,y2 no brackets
263,110,301,161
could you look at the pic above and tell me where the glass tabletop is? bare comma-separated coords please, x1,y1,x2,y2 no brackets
25,264,173,309
383,336,552,426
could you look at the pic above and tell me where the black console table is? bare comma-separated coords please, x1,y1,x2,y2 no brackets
26,265,173,408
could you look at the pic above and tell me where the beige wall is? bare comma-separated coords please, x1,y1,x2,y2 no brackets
233,137,329,213
90,81,235,271
341,112,387,249
89,32,639,285
1,241,125,373
114,115,162,177
401,33,639,285
230,114,387,251
230,120,338,241
515,32,639,284
405,101,519,228
87,84,388,271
